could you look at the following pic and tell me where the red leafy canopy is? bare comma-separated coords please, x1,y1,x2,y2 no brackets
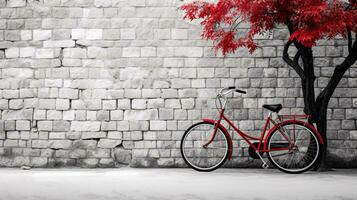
181,0,357,56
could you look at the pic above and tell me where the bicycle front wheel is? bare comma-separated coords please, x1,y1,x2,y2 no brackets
267,121,323,173
181,122,230,172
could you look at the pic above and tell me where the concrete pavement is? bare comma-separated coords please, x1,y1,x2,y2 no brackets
0,168,356,200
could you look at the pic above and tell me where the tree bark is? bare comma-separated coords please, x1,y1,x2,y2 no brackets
299,47,317,121
282,33,357,170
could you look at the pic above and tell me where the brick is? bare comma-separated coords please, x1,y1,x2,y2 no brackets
94,0,111,7
123,47,140,57
86,29,102,40
0,100,8,110
97,111,109,120
88,149,110,158
141,47,156,57
102,100,116,110
32,140,49,148
16,120,30,130
63,111,75,120
49,140,72,149
121,29,136,39
98,139,122,148
113,148,131,164
4,139,18,147
68,149,86,159
79,158,98,168
9,99,24,110
174,47,203,57
5,30,20,40
7,0,26,7
33,30,51,40
20,30,32,40
38,99,56,109
56,99,70,110
171,29,188,39
44,40,75,48
124,110,158,120
59,88,78,99
35,48,54,58
20,47,35,57
38,121,52,131
132,99,147,109
150,120,166,130
108,131,122,139
63,48,86,59
5,48,19,58
73,140,97,149
71,121,101,132
71,29,86,39
53,121,70,132
49,132,66,139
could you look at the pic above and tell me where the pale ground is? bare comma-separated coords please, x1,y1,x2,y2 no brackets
0,168,356,200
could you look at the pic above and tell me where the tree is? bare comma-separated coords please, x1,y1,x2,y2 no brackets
181,0,357,169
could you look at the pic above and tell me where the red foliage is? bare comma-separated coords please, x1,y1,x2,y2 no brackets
181,0,357,56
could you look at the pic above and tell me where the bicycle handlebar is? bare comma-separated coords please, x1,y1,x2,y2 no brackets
220,87,246,96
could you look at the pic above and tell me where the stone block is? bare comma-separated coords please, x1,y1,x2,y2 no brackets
44,40,75,48
71,121,101,132
88,148,110,158
53,121,70,132
124,109,158,120
37,121,52,131
32,140,49,148
16,120,30,130
78,158,98,168
98,139,122,148
49,140,72,149
5,48,19,58
110,110,123,120
121,29,136,39
35,48,54,58
7,0,26,7
73,140,97,149
59,88,78,99
33,30,51,40
113,148,132,164
9,99,24,110
31,157,48,167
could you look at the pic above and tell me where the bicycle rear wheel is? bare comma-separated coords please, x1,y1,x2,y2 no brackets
181,122,230,172
267,121,323,173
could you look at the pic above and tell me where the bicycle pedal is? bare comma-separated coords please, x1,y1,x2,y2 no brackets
262,163,269,169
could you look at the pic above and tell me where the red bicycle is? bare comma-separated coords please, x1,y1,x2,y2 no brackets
181,87,324,173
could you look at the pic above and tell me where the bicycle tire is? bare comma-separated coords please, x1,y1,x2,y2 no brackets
180,121,231,172
266,121,324,174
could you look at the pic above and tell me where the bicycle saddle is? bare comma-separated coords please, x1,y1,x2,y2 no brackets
262,104,282,113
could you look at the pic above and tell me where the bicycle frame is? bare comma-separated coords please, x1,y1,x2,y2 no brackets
200,87,324,162
203,108,310,157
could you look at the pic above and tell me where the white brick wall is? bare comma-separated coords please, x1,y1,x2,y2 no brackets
0,0,356,168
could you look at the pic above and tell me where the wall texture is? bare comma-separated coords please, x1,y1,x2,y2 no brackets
0,0,356,168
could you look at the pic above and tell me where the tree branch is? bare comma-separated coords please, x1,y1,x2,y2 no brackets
293,50,301,64
230,15,243,32
282,40,305,79
348,30,352,53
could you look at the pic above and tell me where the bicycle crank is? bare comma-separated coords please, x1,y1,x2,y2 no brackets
256,150,269,169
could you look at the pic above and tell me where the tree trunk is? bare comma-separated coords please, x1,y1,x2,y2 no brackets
282,31,357,170
314,106,328,170
299,47,317,121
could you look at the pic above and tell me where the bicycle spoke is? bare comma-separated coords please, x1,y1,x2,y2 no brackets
181,122,229,171
267,123,320,173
